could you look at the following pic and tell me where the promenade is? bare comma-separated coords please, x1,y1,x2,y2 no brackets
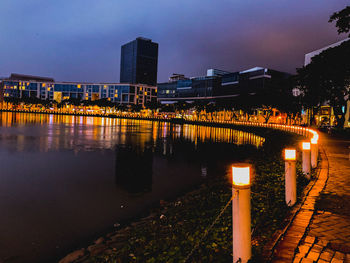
272,133,350,263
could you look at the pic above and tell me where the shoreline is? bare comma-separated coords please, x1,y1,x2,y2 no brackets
0,110,314,262
0,109,290,133
56,128,310,263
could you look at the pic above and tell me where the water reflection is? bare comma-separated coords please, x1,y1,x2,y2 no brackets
0,112,265,153
115,144,153,193
0,112,267,263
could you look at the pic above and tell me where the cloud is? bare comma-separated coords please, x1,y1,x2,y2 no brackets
0,0,348,82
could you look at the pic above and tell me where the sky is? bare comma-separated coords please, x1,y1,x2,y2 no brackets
0,0,348,83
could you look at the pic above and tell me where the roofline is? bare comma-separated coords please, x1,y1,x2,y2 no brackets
1,78,156,87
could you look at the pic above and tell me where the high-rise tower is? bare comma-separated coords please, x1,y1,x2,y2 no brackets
120,37,158,86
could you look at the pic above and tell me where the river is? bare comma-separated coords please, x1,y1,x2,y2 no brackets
0,112,265,263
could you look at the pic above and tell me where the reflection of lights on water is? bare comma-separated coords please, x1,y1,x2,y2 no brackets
0,113,265,152
157,123,265,147
201,165,207,177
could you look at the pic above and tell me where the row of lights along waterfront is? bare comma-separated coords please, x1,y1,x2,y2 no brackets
230,127,319,263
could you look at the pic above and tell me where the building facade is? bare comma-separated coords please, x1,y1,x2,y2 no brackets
0,74,157,107
120,37,158,86
304,38,350,66
157,67,290,104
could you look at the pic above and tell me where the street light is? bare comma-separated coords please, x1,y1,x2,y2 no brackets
302,142,311,179
284,149,296,206
232,165,251,263
310,137,318,168
232,166,250,187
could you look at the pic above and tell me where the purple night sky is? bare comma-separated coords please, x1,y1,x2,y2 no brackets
0,0,348,83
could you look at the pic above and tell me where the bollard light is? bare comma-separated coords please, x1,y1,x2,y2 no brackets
232,166,250,187
302,142,311,150
284,149,297,206
302,141,311,179
311,137,318,145
285,149,296,161
310,138,318,168
232,165,251,263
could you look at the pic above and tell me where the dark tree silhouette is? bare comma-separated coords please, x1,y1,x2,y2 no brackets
297,40,350,128
329,6,350,37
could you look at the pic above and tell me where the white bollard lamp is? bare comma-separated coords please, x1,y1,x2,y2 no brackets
284,149,297,206
232,165,251,263
302,142,311,179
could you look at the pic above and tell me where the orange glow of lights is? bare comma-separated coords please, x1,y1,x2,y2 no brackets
232,166,250,186
311,137,318,144
285,149,296,161
312,133,319,142
302,142,311,150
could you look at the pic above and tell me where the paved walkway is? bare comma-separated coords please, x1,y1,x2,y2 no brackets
272,134,350,263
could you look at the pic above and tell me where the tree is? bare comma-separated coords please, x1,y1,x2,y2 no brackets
297,40,350,128
276,76,302,124
329,6,350,37
144,100,161,111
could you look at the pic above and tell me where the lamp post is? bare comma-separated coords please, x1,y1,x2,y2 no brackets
284,149,297,206
311,137,318,168
232,165,251,263
302,142,311,179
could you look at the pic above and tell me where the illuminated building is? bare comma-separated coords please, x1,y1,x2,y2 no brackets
157,67,291,104
0,73,157,106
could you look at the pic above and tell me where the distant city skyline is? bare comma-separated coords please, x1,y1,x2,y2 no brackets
0,0,348,83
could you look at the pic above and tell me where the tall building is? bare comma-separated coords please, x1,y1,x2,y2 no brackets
120,37,158,86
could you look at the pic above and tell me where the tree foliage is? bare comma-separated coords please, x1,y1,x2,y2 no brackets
329,6,350,37
297,40,350,127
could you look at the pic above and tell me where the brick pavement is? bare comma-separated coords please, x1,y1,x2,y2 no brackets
272,134,350,263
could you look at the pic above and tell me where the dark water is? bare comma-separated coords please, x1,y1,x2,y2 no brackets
0,112,265,263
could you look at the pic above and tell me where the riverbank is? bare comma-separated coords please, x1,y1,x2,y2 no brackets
0,109,307,136
59,128,314,263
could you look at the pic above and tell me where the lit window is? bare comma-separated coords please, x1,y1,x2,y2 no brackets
42,83,46,87
47,88,51,91
114,94,118,97
166,90,169,94
145,92,147,95
77,84,81,89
